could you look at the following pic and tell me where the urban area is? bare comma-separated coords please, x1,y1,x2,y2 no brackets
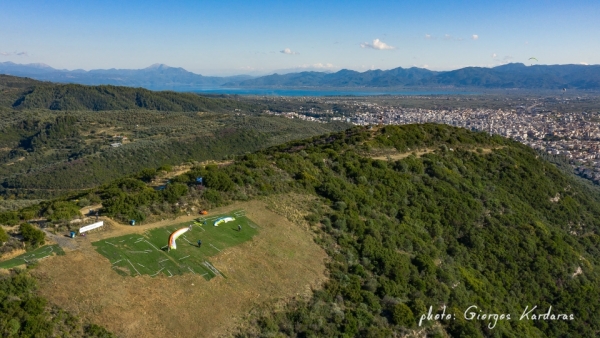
263,97,600,184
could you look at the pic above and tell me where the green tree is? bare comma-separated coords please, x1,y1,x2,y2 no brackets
0,226,8,243
19,223,45,248
392,303,415,327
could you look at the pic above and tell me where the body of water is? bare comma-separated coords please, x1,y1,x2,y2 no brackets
187,88,478,97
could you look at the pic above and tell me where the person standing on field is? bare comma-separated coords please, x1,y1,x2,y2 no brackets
238,224,242,232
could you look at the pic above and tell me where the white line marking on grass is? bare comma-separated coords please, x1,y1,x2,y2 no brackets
105,242,117,247
167,269,173,277
137,263,145,268
150,268,165,277
127,259,141,276
144,240,160,251
158,258,169,263
183,237,193,244
119,240,125,242
187,267,195,274
209,244,221,252
111,259,123,265
127,251,150,254
201,273,208,277
202,261,222,277
178,255,190,260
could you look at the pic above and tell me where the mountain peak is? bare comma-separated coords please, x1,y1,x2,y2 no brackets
27,63,53,69
145,63,170,70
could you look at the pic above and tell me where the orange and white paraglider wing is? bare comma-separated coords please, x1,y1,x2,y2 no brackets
168,227,190,250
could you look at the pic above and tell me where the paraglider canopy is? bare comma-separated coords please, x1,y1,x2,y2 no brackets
528,57,538,61
214,217,235,226
168,227,191,250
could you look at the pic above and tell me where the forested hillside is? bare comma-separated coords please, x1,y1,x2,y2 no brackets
0,76,349,199
229,125,600,337
6,124,599,336
10,83,251,112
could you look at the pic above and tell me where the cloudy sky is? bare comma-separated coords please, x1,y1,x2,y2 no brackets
1,0,598,76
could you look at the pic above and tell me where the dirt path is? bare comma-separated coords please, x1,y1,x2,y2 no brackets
370,148,436,161
370,146,505,161
43,229,79,251
33,198,328,338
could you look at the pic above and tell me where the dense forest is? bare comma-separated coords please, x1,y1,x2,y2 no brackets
0,75,251,112
4,124,600,336
0,76,350,199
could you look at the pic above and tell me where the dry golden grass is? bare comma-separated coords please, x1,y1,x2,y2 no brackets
0,248,26,261
32,197,327,338
369,146,505,161
370,148,436,161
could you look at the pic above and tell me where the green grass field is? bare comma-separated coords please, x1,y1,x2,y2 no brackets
0,244,65,269
92,210,258,280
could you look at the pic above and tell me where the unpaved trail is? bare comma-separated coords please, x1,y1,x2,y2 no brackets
43,229,79,250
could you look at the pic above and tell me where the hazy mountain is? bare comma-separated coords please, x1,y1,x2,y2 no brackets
2,62,599,90
0,62,253,90
228,63,600,90
225,67,439,88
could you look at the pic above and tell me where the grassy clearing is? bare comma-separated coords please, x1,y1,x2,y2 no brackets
92,209,257,280
0,244,65,269
33,199,327,338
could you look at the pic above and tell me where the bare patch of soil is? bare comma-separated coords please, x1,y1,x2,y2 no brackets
33,198,327,338
370,148,436,161
369,146,505,161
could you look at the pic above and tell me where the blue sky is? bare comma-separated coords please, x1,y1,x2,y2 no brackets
1,0,598,75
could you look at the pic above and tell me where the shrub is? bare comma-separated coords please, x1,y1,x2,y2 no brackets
0,211,19,225
0,226,8,243
392,303,415,327
19,223,45,248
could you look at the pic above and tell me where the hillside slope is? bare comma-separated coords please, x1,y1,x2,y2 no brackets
0,76,350,199
4,124,600,336
204,125,599,337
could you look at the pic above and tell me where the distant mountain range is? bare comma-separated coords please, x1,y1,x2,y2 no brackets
226,63,600,90
1,61,599,90
0,62,253,90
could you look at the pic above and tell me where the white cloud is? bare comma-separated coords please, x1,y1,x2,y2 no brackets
280,48,299,55
444,34,452,40
0,51,28,56
492,53,497,58
425,34,432,39
580,62,589,65
472,34,479,40
360,39,394,50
